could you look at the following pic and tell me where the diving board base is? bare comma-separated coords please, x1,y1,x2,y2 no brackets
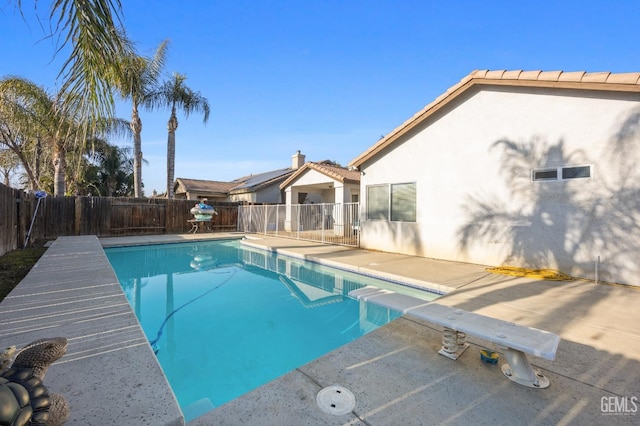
500,347,550,389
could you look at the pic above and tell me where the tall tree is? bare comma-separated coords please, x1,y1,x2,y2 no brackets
10,1,136,194
113,40,168,198
66,117,131,195
0,76,129,195
0,148,20,186
150,72,210,198
17,0,134,121
0,76,56,191
82,138,134,196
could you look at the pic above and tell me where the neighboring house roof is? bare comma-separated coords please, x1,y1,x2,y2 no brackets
175,168,295,196
280,161,361,189
175,178,236,195
228,168,294,194
349,69,640,168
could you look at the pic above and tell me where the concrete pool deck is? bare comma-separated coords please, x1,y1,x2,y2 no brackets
1,233,639,425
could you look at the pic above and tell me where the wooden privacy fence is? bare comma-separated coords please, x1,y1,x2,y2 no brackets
0,183,29,256
0,183,239,256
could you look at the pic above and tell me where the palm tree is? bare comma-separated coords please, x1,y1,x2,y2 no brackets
113,41,168,198
150,72,210,198
0,76,130,195
22,0,133,118
0,76,58,191
10,1,135,194
10,1,135,176
66,117,132,195
82,138,134,196
0,87,36,189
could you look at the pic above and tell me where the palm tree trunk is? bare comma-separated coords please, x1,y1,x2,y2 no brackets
166,108,178,199
53,140,66,196
34,137,42,190
131,105,143,198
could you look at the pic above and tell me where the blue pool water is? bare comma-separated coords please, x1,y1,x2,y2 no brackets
105,239,438,421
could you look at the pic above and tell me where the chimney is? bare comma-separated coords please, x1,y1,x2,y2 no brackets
291,150,305,169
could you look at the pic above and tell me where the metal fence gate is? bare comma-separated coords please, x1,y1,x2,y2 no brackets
238,202,360,247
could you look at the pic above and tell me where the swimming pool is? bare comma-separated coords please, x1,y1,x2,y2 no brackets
105,239,438,421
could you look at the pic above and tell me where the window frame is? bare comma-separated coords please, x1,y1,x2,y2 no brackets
531,165,592,182
366,185,389,221
390,182,417,222
561,165,591,180
366,182,417,223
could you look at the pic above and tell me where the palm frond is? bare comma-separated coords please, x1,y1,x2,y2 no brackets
49,0,132,123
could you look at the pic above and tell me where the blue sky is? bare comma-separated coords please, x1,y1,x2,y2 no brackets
2,1,639,195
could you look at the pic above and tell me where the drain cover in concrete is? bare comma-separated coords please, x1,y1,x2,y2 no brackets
316,385,356,415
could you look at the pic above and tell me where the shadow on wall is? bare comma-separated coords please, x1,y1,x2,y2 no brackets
364,220,425,258
456,107,640,285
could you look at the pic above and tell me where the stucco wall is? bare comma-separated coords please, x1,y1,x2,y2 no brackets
255,185,284,203
284,169,359,204
359,86,640,286
229,185,284,204
229,192,256,203
294,169,335,186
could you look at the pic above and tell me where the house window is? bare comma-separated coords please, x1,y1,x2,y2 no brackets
366,183,417,222
391,183,416,222
562,165,591,179
532,169,558,181
532,165,591,181
367,185,389,220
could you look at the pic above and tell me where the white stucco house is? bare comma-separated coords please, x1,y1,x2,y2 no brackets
280,160,361,206
279,160,360,236
349,70,640,286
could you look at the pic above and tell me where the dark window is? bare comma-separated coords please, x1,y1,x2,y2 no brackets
532,165,591,182
532,169,558,181
562,166,591,179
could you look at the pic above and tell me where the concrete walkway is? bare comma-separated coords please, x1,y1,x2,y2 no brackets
0,236,184,425
1,233,639,425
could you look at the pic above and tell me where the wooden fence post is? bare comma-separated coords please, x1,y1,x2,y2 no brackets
15,191,23,249
75,197,82,236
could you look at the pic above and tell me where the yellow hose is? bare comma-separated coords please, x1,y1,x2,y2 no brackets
486,266,573,281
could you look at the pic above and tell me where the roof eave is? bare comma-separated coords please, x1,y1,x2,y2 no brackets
280,163,360,189
280,164,312,189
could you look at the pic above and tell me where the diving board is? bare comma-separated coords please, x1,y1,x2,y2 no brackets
349,286,560,388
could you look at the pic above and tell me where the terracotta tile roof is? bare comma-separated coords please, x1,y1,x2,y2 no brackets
280,161,360,189
350,69,640,168
469,69,640,85
309,162,361,183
